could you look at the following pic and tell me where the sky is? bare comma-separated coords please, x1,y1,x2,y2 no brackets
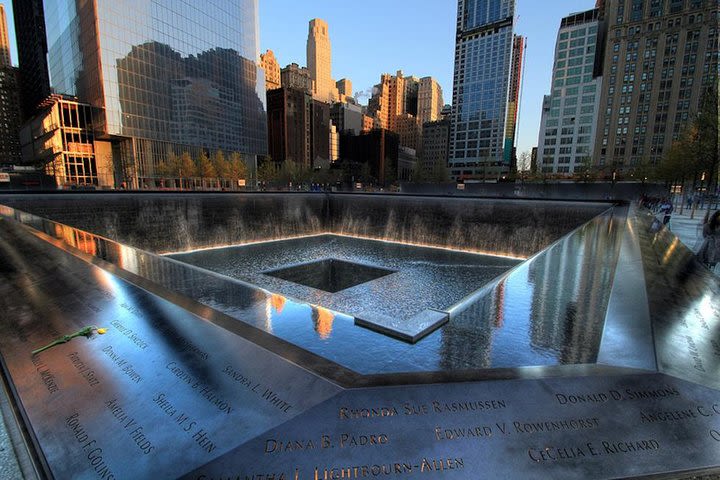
260,0,596,156
1,0,596,156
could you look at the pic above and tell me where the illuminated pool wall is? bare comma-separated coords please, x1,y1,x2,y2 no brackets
0,193,611,258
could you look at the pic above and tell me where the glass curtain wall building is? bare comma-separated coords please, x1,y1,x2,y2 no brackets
42,0,267,188
449,0,517,181
536,9,602,177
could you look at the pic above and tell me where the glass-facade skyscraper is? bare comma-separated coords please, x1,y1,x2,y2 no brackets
42,0,267,188
449,0,517,180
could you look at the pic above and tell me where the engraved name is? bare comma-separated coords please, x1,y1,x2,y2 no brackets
68,352,101,387
65,412,117,479
105,398,156,455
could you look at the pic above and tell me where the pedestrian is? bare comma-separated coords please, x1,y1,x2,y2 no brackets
698,210,720,270
659,198,673,225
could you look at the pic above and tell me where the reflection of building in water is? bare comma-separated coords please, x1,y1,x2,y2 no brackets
527,215,619,363
312,306,335,339
35,0,266,188
439,290,501,370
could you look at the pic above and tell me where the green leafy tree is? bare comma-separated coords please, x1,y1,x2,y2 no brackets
196,151,216,189
228,152,247,188
179,152,196,189
212,150,230,187
257,158,278,186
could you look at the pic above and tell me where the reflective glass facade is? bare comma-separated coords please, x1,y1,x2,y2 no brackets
450,0,516,180
43,0,267,185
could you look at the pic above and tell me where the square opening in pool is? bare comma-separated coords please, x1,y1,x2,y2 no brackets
264,258,396,293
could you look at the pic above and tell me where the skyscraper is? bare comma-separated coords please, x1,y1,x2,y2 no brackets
537,9,602,176
306,19,338,103
0,5,11,67
449,0,518,180
417,77,445,127
0,5,21,165
504,35,525,168
37,0,267,189
260,50,281,91
12,0,51,121
593,0,718,177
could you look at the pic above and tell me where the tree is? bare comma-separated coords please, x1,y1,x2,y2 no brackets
212,150,230,188
257,158,278,186
179,152,196,189
429,161,450,183
228,152,247,189
382,159,397,187
196,151,216,189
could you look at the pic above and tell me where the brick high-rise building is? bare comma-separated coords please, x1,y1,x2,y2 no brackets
0,6,21,165
537,9,603,176
593,0,718,176
336,78,352,102
267,87,332,169
267,88,312,168
0,5,11,67
417,77,444,127
281,63,312,94
260,50,281,91
449,0,518,180
307,19,338,103
419,119,451,178
369,73,421,126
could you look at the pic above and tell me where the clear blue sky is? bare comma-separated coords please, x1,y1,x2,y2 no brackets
2,0,596,155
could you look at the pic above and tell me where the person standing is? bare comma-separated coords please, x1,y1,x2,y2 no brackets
698,210,720,270
659,198,673,225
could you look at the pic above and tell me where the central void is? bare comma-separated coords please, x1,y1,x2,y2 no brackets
170,234,520,320
265,258,396,293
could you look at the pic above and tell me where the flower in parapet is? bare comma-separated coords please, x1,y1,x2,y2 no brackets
32,326,108,355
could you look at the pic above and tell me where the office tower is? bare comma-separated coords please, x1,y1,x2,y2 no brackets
12,0,51,121
307,19,338,103
0,5,10,67
0,67,21,165
39,0,266,188
537,9,602,176
417,77,444,127
260,50,281,91
339,129,399,185
267,87,332,168
281,63,312,94
311,100,331,166
336,78,352,102
449,0,517,180
330,102,364,135
267,88,312,168
505,35,525,168
419,118,451,178
593,0,718,176
368,71,416,132
0,6,20,165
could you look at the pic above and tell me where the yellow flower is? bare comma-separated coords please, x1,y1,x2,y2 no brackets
96,328,107,334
